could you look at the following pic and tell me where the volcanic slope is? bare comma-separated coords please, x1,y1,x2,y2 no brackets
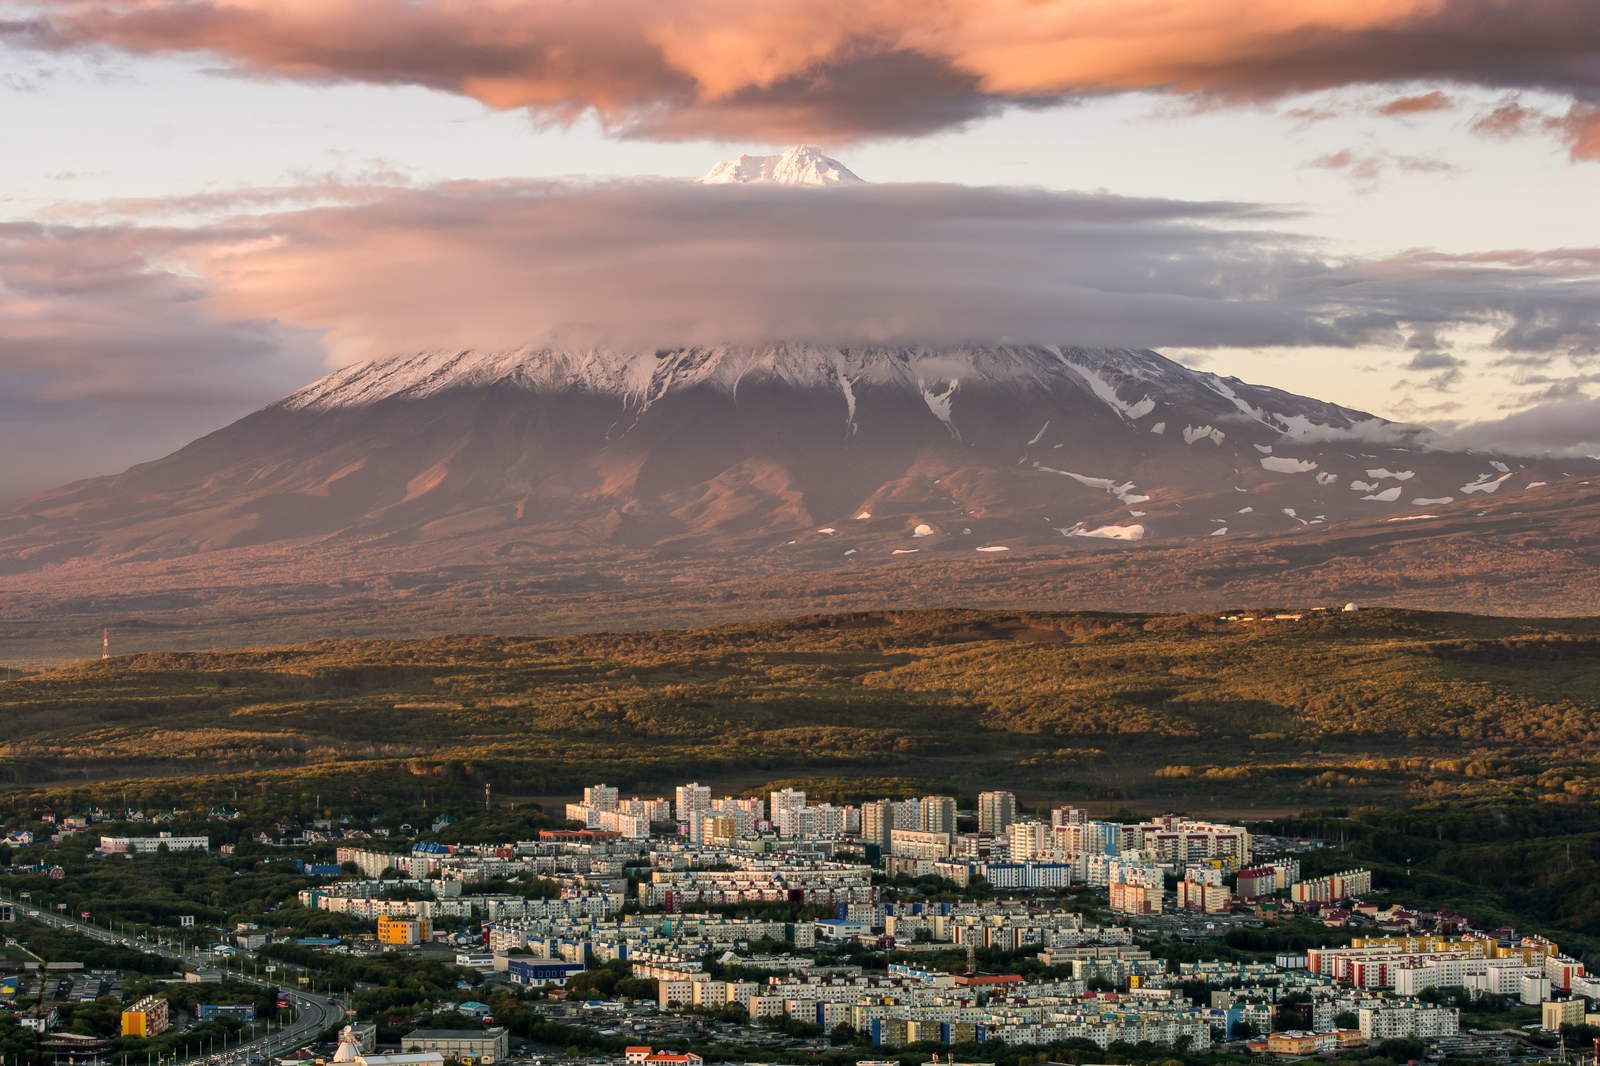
3,344,1586,573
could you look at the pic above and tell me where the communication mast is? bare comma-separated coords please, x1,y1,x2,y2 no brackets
101,627,110,660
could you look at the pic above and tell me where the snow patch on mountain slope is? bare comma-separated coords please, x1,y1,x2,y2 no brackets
919,378,960,438
1035,465,1149,505
1463,472,1513,494
1067,523,1147,541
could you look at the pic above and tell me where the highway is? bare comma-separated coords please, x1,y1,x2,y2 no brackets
1,896,347,1066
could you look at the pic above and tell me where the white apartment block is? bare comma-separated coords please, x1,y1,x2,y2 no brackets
1132,816,1252,866
582,784,619,810
1358,1004,1460,1039
674,783,712,824
637,862,875,907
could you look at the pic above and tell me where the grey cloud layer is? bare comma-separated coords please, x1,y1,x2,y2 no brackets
5,179,1600,494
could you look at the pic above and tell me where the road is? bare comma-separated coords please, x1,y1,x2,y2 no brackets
1,895,347,1066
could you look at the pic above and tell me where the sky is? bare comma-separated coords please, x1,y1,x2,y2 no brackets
3,0,1600,497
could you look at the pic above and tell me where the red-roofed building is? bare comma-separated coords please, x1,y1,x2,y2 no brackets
953,973,1024,988
624,1050,702,1066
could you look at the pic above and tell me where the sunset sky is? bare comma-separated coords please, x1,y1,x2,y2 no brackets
3,0,1600,496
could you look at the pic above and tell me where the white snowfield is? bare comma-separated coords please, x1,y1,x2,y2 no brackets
278,344,1381,450
1361,486,1404,502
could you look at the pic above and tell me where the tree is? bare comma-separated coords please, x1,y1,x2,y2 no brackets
1335,1011,1359,1030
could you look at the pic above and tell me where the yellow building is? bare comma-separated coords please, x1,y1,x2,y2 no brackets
376,916,432,945
1348,934,1562,965
121,995,170,1037
1542,999,1585,1031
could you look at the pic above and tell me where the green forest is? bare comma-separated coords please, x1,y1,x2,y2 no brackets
3,607,1599,815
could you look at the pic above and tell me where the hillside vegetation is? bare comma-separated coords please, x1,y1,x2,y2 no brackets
4,608,1600,813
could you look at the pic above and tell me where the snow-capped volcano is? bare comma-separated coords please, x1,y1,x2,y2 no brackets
4,342,1588,576
700,145,863,186
280,344,1381,443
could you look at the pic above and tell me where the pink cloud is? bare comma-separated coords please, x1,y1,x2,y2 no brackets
4,0,1600,143
1375,90,1453,116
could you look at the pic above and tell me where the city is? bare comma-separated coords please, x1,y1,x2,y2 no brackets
2,784,1595,1066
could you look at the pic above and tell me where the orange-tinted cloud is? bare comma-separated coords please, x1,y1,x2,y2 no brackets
5,0,1600,143
1469,97,1600,159
1308,148,1458,189
1376,90,1453,115
1551,103,1600,160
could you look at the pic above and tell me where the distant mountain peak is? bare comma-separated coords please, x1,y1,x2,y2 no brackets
700,145,863,186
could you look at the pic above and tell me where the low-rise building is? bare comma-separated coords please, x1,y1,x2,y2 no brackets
400,1028,509,1063
376,916,432,946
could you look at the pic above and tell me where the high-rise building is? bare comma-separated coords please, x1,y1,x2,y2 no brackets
978,791,1019,834
770,788,807,819
583,784,619,811
861,800,895,850
920,795,957,835
674,782,711,824
1051,806,1090,828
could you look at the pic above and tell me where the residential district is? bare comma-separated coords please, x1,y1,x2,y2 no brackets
2,785,1596,1066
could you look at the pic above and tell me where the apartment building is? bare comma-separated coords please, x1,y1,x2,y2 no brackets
920,796,958,836
637,862,875,907
120,996,169,1037
1177,880,1232,913
674,783,711,825
1358,1004,1460,1039
977,792,1019,835
1292,869,1373,902
1132,816,1252,866
1109,881,1163,915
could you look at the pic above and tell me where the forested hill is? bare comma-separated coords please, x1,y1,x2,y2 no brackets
3,607,1600,814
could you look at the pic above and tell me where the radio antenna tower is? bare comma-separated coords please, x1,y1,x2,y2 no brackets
101,627,110,660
